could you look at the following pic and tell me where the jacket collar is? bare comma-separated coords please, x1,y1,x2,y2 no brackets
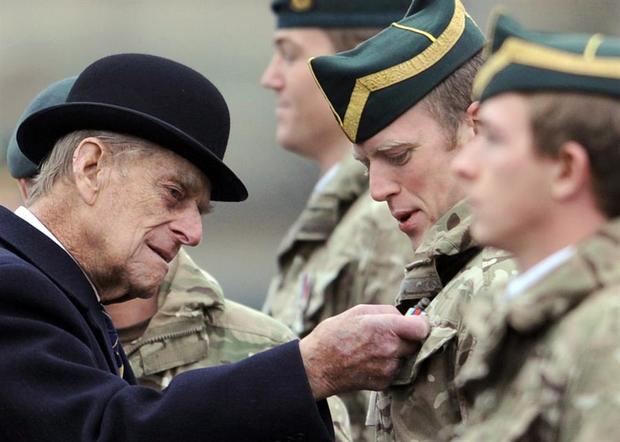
397,200,479,306
277,155,368,256
505,221,620,333
457,218,620,388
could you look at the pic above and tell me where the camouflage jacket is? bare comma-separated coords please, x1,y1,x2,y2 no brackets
452,220,620,442
263,156,413,442
120,249,352,441
370,200,516,442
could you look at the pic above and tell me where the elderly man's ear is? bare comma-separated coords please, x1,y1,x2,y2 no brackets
72,137,111,205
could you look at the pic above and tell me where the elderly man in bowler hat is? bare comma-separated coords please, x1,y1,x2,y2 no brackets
450,15,620,441
0,53,429,441
310,0,517,440
6,76,353,441
261,2,413,437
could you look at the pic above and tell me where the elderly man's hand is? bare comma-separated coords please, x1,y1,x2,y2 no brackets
299,304,430,400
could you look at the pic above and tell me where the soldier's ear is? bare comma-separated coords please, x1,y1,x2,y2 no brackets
455,102,479,147
466,101,481,134
550,140,592,202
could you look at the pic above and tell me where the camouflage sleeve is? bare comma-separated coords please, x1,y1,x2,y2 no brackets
561,296,620,441
327,395,353,442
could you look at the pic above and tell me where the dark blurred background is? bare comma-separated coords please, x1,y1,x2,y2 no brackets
2,0,619,307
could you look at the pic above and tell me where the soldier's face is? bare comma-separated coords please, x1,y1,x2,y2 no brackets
452,93,556,255
354,102,470,248
261,28,344,159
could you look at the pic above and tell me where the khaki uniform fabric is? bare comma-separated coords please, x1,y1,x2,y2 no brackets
263,156,413,441
120,249,351,441
370,200,516,441
451,219,620,442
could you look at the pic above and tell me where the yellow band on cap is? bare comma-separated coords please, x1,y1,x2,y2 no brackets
341,0,467,142
473,36,620,99
391,22,437,43
291,0,312,12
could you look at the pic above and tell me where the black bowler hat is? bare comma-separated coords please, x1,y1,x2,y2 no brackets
17,53,248,202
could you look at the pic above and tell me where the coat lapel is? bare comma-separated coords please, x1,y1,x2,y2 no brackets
0,206,123,377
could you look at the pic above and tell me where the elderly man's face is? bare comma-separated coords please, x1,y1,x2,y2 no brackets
86,146,211,302
354,102,471,249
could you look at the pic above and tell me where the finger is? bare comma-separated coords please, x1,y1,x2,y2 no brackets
345,304,400,317
391,315,430,342
395,339,420,358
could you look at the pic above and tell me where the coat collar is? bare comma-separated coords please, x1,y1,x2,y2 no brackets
0,205,131,379
0,206,99,312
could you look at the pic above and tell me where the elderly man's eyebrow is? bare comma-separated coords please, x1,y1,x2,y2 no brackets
168,170,212,214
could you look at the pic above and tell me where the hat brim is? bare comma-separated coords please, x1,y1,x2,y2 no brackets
17,102,248,202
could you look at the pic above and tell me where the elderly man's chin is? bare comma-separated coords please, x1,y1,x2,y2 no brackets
108,265,168,304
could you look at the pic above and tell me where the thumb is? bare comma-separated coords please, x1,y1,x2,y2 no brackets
391,314,430,342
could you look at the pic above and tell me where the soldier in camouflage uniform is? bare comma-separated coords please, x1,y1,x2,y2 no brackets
450,14,620,441
6,76,354,442
108,248,353,442
261,1,413,439
310,1,517,440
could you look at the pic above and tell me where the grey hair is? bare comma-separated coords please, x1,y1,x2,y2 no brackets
27,130,152,204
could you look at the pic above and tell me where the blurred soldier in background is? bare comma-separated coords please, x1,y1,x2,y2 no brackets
310,0,517,439
7,76,352,441
451,14,620,441
261,1,413,438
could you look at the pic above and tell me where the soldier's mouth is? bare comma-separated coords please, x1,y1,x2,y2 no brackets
393,209,422,236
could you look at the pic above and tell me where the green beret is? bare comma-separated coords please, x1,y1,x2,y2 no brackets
474,14,620,102
7,76,76,178
271,0,410,29
309,0,485,143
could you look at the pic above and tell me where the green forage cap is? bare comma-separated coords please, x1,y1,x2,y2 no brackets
7,76,76,178
309,0,485,143
474,14,620,102
271,0,410,29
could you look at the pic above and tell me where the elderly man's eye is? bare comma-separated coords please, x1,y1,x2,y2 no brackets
167,186,185,201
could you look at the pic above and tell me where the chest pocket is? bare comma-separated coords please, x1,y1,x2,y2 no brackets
129,318,209,378
392,324,458,386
